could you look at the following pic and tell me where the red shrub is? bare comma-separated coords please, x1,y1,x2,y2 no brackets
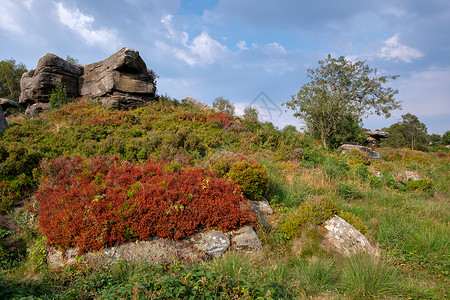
36,156,255,253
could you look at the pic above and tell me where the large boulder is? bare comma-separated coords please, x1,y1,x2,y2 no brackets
0,99,19,131
19,54,83,105
321,215,379,257
80,47,156,109
364,129,391,148
341,144,380,160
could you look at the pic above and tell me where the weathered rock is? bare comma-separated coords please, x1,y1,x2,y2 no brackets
24,102,51,118
341,144,380,160
47,238,204,268
0,98,19,111
395,170,422,182
189,230,230,259
0,107,7,132
19,54,83,105
80,47,156,108
230,226,262,253
364,130,390,148
321,215,379,257
249,197,273,228
182,97,213,110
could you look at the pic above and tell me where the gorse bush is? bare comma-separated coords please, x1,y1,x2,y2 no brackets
36,155,256,252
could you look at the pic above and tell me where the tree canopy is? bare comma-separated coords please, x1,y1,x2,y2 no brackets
212,97,235,116
284,55,401,148
381,113,429,151
0,59,28,102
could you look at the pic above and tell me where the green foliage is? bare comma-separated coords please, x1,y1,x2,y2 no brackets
284,54,400,149
281,196,339,239
338,210,368,234
0,59,27,102
382,113,429,151
441,130,450,145
340,148,371,166
405,178,434,192
212,96,235,115
243,105,259,121
322,155,350,180
293,258,337,296
336,181,364,200
65,55,79,66
49,81,71,109
226,160,269,201
339,254,399,299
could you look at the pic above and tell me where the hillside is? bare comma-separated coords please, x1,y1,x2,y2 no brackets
1,96,449,299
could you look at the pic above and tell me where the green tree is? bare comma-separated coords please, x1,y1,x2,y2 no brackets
65,55,79,66
0,59,28,102
442,130,450,145
284,55,401,149
243,105,259,121
428,134,441,146
381,113,429,151
212,97,235,115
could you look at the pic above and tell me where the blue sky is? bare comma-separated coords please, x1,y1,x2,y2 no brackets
1,0,449,134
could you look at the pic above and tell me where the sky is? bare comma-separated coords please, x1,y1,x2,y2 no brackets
1,0,449,134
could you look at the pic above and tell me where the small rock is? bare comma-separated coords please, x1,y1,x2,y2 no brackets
189,230,230,259
249,198,274,228
395,170,422,182
25,102,50,118
321,215,379,257
230,226,262,253
182,97,213,110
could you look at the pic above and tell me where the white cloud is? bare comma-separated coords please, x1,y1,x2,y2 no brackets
157,15,229,66
237,40,249,50
379,34,423,63
23,0,34,10
55,2,120,51
0,1,25,35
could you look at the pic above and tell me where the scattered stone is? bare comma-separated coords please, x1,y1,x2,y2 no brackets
189,230,230,259
24,103,51,118
230,226,263,253
364,129,390,148
321,215,379,257
182,97,213,110
19,54,83,105
249,197,274,228
395,170,422,182
80,47,156,109
341,144,380,160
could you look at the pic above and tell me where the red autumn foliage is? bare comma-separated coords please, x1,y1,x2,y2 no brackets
36,155,255,253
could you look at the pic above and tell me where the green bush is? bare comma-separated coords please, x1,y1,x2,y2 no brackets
322,155,349,180
49,81,71,109
281,196,339,239
340,148,371,166
406,179,434,191
226,161,269,201
336,181,364,200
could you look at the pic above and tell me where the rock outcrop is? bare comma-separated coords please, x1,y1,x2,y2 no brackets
321,215,379,257
19,54,83,106
47,226,263,268
341,144,380,160
364,130,390,148
19,48,157,115
0,98,19,131
80,47,156,109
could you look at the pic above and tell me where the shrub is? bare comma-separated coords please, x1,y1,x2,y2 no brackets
340,148,371,166
405,179,434,192
226,161,269,201
281,196,339,239
322,155,349,180
336,181,364,200
36,155,256,253
49,81,71,109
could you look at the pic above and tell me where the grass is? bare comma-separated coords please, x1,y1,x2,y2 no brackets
0,97,449,299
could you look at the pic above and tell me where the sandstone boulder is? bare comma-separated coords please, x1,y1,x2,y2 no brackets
189,230,230,259
341,144,380,160
24,103,51,118
249,197,274,228
0,98,18,131
80,47,156,109
230,226,263,253
19,54,83,105
182,97,213,110
321,215,379,257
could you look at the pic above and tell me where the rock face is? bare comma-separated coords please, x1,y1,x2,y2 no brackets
80,47,156,109
19,48,157,115
0,98,18,131
364,130,390,148
19,54,83,106
47,227,262,268
321,215,379,257
341,144,380,160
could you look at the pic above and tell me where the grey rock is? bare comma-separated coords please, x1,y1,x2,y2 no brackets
25,102,50,118
189,230,230,259
80,47,156,109
19,53,83,105
230,226,262,253
321,215,379,257
341,144,380,160
182,97,213,110
395,170,422,182
0,98,19,111
0,107,8,132
364,130,390,148
249,197,273,228
47,238,204,268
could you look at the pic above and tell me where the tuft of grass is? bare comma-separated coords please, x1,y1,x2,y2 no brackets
293,258,338,296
